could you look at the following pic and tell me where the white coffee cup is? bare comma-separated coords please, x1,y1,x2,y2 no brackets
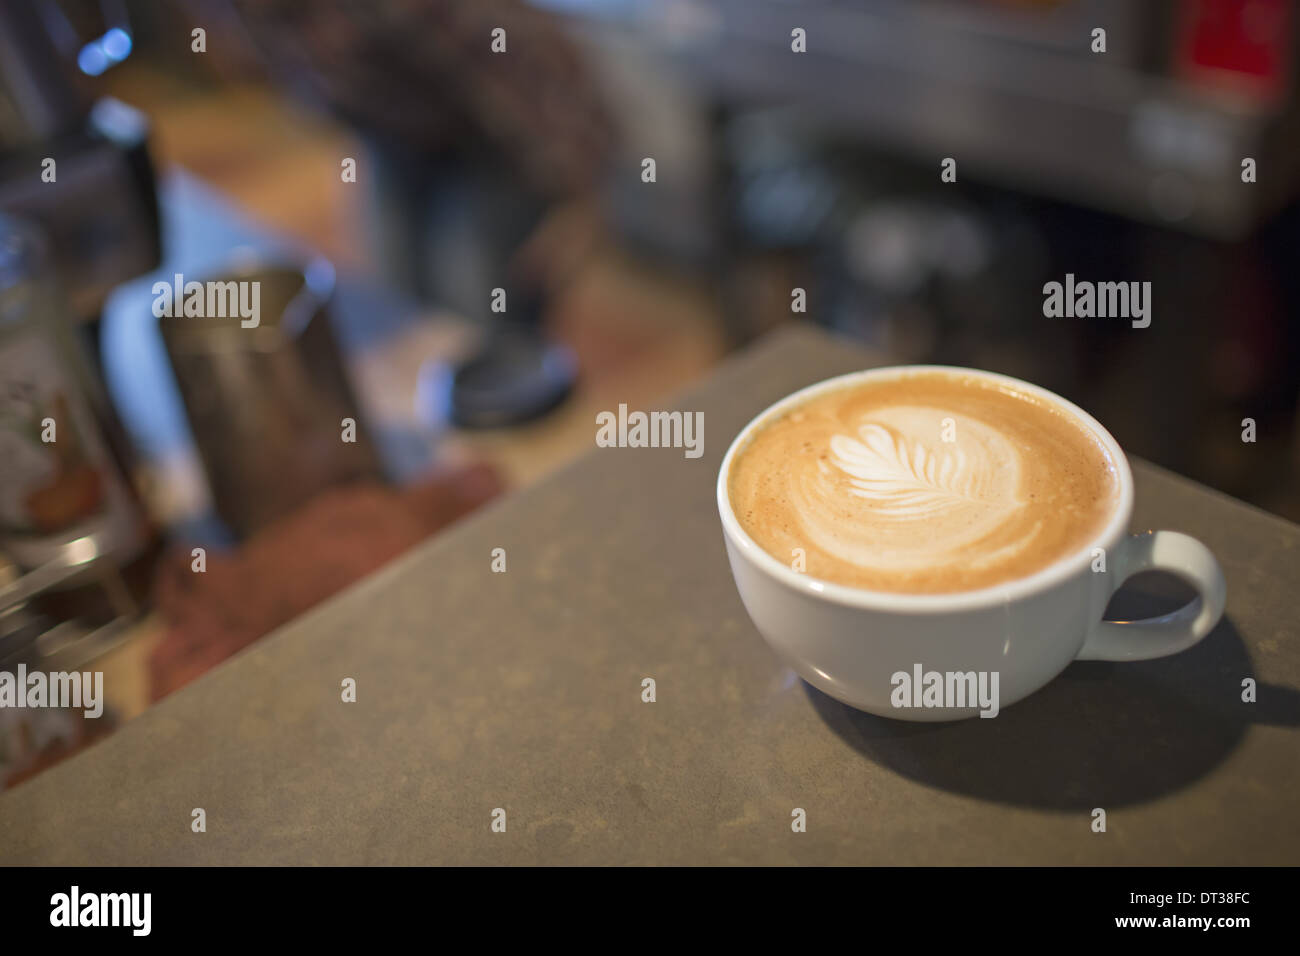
717,366,1227,721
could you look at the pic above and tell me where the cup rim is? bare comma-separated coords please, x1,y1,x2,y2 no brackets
716,364,1135,613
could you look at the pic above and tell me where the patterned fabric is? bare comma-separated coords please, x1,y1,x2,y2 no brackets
227,0,615,197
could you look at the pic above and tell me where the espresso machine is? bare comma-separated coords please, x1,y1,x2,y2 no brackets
0,0,160,699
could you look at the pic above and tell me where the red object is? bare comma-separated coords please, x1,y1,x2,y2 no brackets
1178,0,1293,104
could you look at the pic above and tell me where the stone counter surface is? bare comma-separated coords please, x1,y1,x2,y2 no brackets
2,325,1297,865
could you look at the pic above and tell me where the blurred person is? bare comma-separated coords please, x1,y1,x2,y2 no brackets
198,0,616,411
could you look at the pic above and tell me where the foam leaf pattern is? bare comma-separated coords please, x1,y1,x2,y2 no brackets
828,422,996,518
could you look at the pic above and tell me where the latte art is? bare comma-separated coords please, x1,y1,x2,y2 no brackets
728,371,1120,594
829,411,1018,515
807,408,1035,573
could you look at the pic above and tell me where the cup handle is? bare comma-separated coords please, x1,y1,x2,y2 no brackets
1075,531,1226,662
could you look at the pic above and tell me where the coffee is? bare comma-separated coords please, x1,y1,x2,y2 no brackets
727,370,1121,594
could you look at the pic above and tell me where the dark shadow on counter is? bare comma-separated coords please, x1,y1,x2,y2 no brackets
806,575,1300,810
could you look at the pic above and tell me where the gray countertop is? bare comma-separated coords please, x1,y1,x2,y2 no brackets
2,325,1297,865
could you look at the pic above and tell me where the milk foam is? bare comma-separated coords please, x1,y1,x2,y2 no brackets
728,372,1119,594
802,407,1031,571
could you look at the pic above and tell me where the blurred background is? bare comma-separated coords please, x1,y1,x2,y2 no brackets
2,0,1298,783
